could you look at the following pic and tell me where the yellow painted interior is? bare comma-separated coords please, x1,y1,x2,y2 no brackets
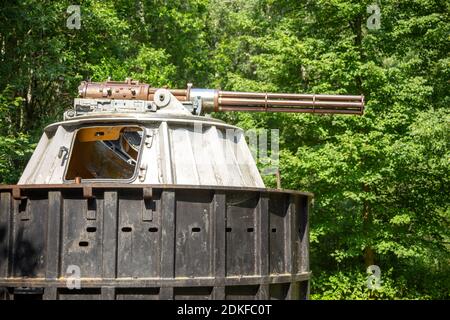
77,126,123,142
65,126,142,180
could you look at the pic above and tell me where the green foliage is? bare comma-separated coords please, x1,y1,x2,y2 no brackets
89,45,177,86
311,269,408,300
0,87,35,184
0,0,448,299
312,263,450,300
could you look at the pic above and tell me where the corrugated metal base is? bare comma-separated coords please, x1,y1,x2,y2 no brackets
0,184,311,300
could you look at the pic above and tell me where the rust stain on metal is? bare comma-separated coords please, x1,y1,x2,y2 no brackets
12,187,21,200
82,186,93,198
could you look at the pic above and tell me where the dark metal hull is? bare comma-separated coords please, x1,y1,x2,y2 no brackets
0,184,311,300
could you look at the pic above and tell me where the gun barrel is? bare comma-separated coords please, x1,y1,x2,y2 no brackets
78,80,364,115
209,91,364,115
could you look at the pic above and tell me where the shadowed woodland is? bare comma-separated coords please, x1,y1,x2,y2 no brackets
0,0,448,299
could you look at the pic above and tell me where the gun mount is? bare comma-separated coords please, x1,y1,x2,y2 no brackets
0,78,364,300
77,79,364,116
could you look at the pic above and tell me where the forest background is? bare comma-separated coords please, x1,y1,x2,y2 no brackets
0,0,448,299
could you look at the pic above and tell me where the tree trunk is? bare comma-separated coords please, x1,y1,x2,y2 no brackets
362,183,375,267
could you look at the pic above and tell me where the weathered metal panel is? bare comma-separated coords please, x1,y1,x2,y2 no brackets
299,195,310,274
46,191,62,279
140,127,160,184
102,191,118,279
256,195,269,299
191,124,220,186
158,122,174,184
226,192,258,276
27,126,73,184
117,189,160,278
0,192,12,278
0,185,311,300
175,190,213,278
235,130,265,187
170,127,201,185
19,116,265,188
61,190,103,278
12,194,48,277
212,193,226,300
269,193,289,274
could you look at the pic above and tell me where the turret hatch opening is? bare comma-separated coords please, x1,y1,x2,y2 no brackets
65,126,144,181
